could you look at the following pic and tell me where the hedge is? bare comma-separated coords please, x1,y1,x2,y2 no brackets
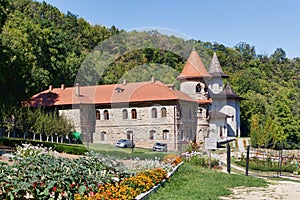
0,138,88,155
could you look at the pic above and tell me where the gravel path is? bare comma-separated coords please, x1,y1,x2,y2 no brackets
220,180,300,200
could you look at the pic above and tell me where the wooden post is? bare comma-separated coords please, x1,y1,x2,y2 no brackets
208,150,211,169
227,143,231,174
131,134,134,153
245,145,250,176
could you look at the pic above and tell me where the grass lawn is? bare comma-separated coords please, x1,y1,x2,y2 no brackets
85,143,171,160
149,163,268,200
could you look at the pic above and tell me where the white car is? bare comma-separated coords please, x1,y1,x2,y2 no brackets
115,139,135,148
152,142,167,152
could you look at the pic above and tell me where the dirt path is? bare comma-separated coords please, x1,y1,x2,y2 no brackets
216,152,300,200
220,180,300,200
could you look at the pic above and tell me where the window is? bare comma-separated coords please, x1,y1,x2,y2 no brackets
151,108,157,118
176,108,181,119
163,130,169,140
196,83,201,93
96,110,100,120
104,110,109,120
115,87,124,93
189,109,192,119
199,108,203,119
161,107,167,118
127,131,133,140
219,126,223,137
122,109,128,119
149,130,155,140
179,130,184,140
131,109,137,119
100,131,106,141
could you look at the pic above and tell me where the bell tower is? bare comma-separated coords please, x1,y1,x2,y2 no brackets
177,49,211,142
207,52,244,138
177,49,211,100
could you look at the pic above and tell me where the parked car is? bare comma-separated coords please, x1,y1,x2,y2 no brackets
115,139,135,148
152,142,167,152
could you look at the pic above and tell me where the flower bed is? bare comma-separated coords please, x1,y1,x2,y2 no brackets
75,168,168,200
0,144,182,199
75,155,182,200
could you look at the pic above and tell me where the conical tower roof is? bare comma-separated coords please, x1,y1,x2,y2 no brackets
223,83,245,100
208,52,229,78
177,50,211,79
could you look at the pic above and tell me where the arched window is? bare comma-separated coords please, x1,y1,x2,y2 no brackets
151,108,157,118
161,107,167,118
96,110,100,120
163,130,169,140
122,109,128,119
196,83,201,93
198,108,203,119
149,130,155,140
104,110,109,120
100,131,106,141
131,109,137,119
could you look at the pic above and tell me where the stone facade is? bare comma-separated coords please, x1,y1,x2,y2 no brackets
31,50,243,151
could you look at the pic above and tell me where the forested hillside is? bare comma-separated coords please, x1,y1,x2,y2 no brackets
0,0,299,143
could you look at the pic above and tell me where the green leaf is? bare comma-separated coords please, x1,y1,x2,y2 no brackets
78,185,86,195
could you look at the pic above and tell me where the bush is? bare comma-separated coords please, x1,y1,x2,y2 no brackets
183,154,219,168
235,159,296,173
0,138,88,155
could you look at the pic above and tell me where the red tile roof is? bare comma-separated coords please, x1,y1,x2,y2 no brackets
177,50,211,79
196,99,212,105
30,81,196,107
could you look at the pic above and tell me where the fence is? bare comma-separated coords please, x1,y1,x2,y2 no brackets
236,143,300,178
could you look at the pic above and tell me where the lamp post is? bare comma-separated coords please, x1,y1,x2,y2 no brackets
131,133,134,153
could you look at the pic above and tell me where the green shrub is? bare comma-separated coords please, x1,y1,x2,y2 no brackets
0,138,88,155
183,155,219,168
235,159,296,172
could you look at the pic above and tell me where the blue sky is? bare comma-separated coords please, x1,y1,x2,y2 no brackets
36,0,300,58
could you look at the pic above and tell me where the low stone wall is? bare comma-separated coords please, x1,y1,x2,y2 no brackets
135,162,184,200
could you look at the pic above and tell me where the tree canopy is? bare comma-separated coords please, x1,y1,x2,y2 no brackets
0,0,299,144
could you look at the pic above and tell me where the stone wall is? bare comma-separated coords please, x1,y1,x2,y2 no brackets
57,100,198,151
93,105,178,150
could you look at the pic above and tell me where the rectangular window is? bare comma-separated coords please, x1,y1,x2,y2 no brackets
150,130,155,140
163,130,169,140
127,131,133,140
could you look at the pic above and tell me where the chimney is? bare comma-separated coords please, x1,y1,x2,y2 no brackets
151,77,155,83
123,79,127,86
75,83,80,96
49,85,53,91
167,84,175,90
61,84,65,90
